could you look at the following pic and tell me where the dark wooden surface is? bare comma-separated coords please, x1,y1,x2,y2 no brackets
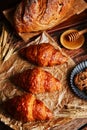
50,10,87,64
0,0,21,10
0,6,87,130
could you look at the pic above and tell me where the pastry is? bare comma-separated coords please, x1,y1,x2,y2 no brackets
11,67,61,94
74,68,87,92
3,93,53,122
19,43,67,66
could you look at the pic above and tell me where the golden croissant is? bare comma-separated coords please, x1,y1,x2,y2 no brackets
19,43,67,66
12,67,61,94
4,94,53,122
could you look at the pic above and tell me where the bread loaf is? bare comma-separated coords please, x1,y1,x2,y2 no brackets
14,0,74,40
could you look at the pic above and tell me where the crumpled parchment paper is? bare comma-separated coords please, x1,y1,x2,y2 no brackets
0,32,87,130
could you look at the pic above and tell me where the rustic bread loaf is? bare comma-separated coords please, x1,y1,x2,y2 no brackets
14,0,74,40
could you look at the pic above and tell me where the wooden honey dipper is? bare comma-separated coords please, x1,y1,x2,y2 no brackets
66,28,87,42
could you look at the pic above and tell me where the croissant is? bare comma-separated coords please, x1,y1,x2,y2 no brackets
14,0,74,41
19,43,67,66
12,67,61,94
4,94,53,122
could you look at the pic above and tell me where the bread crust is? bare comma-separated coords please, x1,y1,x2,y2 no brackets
19,43,67,66
4,94,53,122
12,67,61,94
14,0,74,33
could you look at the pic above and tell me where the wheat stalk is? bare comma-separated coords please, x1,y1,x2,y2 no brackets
0,26,16,63
55,104,87,119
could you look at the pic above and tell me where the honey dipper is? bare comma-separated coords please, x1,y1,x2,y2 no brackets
60,29,85,50
66,28,87,42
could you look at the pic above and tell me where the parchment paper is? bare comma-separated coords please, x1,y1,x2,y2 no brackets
0,32,87,130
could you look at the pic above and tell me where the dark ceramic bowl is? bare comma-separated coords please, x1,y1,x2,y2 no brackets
70,60,87,100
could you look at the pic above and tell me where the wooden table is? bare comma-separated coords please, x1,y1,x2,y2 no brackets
49,10,87,130
0,8,87,130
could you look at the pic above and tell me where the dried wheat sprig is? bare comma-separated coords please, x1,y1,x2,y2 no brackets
55,104,87,119
3,44,14,62
2,28,8,47
0,26,5,46
58,110,87,118
0,26,8,61
65,104,87,110
0,26,16,63
0,27,4,61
